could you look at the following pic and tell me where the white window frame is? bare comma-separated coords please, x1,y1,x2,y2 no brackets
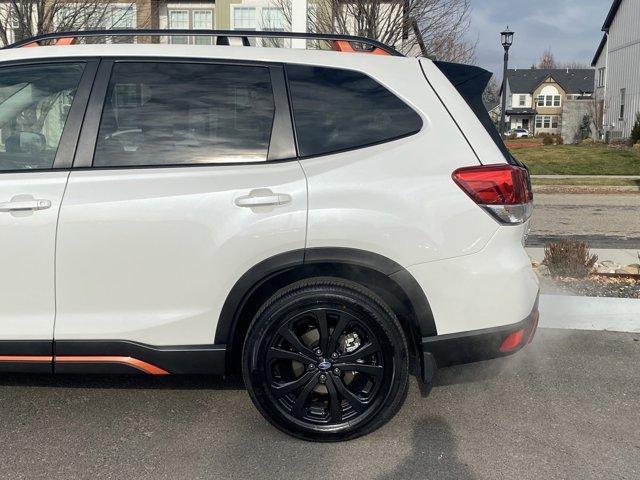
232,6,257,31
519,95,526,107
168,9,190,44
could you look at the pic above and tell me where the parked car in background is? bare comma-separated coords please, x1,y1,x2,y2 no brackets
506,128,532,138
0,29,539,442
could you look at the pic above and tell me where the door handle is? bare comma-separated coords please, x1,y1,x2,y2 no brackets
0,199,51,212
235,190,292,208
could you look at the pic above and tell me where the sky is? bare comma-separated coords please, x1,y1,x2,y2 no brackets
468,0,609,76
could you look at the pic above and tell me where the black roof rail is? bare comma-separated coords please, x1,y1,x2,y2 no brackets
2,29,404,57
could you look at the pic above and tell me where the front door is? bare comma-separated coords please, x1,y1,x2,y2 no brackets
522,118,530,130
0,61,93,369
53,60,306,372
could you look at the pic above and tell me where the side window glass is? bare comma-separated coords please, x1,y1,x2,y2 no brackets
286,64,423,157
0,63,85,171
93,62,275,167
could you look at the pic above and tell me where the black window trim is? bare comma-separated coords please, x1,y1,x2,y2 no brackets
284,62,424,160
0,57,99,174
72,56,297,170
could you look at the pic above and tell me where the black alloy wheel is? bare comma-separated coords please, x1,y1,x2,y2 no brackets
242,278,409,441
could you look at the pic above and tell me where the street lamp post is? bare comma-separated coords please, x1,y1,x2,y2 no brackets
500,27,514,136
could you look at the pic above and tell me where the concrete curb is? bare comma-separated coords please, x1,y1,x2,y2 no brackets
539,294,640,333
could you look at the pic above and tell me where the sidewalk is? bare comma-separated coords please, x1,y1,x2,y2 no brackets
539,294,640,333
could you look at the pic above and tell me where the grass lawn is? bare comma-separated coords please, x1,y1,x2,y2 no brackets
532,177,640,187
510,144,640,175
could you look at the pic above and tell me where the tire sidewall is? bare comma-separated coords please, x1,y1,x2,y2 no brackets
242,279,409,442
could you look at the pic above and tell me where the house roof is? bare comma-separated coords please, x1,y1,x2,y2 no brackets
506,108,537,116
592,34,607,67
506,69,595,94
602,0,622,31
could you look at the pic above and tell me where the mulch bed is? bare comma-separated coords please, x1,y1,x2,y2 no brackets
505,140,542,149
538,274,640,298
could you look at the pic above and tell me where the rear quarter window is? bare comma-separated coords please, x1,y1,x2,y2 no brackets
286,64,422,157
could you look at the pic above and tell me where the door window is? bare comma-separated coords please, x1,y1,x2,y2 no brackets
93,62,275,167
286,65,422,157
0,63,85,172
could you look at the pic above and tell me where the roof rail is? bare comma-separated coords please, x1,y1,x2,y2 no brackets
2,29,404,57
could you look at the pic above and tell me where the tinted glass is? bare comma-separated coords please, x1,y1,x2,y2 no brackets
94,62,275,167
286,65,422,157
0,63,85,171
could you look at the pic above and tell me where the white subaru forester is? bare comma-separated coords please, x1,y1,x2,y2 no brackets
0,30,539,441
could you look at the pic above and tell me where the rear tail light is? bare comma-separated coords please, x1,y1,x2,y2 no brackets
499,329,525,352
452,164,533,225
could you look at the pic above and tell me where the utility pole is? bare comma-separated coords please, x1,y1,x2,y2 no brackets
291,0,308,49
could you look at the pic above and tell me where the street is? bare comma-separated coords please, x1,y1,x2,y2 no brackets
528,193,640,249
1,328,638,480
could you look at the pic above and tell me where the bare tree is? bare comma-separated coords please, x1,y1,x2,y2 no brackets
537,48,557,69
0,0,137,46
272,0,476,62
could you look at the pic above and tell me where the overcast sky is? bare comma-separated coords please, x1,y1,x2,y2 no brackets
468,0,609,76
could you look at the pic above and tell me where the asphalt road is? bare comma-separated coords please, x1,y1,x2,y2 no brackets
528,193,640,248
1,328,639,480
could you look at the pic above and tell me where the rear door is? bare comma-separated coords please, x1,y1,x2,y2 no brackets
0,60,95,370
54,59,306,366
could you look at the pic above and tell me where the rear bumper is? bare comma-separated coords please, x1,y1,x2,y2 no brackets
422,293,539,370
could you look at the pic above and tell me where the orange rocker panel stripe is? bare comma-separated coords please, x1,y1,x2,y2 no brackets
0,355,53,362
55,356,170,375
0,355,168,375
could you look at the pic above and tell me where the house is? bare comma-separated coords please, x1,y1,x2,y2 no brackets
591,0,640,141
0,1,287,46
501,68,594,138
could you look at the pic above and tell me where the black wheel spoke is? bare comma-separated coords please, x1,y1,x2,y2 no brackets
334,362,383,379
292,373,320,418
267,347,314,365
263,303,393,431
325,376,343,422
327,314,350,355
332,375,367,413
315,310,330,354
338,341,380,363
271,370,316,398
278,325,317,359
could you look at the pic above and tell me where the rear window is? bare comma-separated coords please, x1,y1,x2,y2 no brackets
286,65,422,157
93,62,274,167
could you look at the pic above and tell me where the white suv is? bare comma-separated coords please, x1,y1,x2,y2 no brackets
0,31,539,441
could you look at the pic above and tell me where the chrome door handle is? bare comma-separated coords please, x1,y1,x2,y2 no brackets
235,190,292,208
0,199,51,212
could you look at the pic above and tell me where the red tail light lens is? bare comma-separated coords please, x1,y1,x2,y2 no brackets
499,329,525,352
452,164,533,224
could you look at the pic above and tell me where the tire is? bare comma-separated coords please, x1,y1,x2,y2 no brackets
242,277,409,442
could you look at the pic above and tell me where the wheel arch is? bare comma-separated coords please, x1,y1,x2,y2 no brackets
215,248,437,375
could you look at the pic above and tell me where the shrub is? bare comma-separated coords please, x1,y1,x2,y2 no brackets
543,240,598,278
631,112,640,146
555,135,564,145
542,135,554,145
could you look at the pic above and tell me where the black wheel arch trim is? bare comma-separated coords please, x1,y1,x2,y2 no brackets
215,248,438,370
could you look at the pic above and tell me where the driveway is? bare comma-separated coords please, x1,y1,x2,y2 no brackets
528,193,640,248
1,329,638,480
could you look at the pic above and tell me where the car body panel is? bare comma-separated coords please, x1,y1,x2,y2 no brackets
0,171,68,340
54,163,306,345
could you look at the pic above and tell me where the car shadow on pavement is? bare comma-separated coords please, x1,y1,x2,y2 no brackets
380,416,476,480
0,372,246,390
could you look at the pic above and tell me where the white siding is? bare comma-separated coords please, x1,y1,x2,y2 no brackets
602,0,640,138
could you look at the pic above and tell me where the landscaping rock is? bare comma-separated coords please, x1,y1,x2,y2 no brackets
627,264,640,274
537,265,550,276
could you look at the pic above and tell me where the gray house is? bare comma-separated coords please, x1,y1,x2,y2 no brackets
501,68,594,138
592,0,640,140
